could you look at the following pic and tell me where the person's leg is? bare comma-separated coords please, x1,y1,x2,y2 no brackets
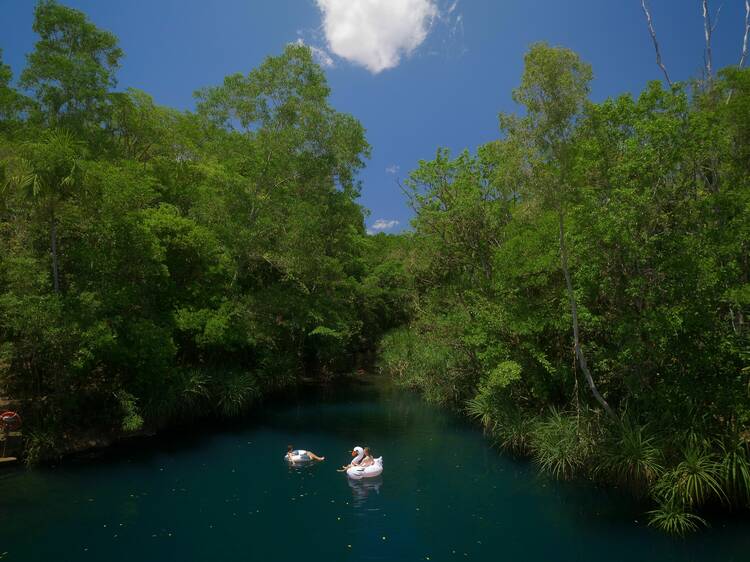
309,452,325,461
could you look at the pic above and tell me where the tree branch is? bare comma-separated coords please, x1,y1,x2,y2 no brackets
558,209,617,421
741,0,750,68
726,1,749,103
702,0,714,81
641,0,673,86
711,2,723,33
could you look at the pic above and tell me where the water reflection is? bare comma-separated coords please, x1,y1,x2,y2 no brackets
348,476,382,507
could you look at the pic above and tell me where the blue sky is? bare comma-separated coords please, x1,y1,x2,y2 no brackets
2,1,748,233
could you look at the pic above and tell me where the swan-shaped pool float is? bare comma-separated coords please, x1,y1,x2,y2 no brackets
285,449,314,463
346,446,383,480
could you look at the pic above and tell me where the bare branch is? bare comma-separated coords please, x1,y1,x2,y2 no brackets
396,178,418,214
726,1,749,103
744,1,750,65
641,0,673,86
711,2,723,33
703,0,713,80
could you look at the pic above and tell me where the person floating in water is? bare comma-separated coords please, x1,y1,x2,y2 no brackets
360,447,374,467
286,445,325,462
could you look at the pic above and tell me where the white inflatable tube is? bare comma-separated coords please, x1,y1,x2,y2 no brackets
285,450,313,463
346,457,383,480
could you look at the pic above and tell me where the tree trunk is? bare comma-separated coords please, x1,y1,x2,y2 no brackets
50,212,60,294
558,209,617,421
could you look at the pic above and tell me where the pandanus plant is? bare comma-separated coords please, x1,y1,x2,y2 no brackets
3,129,84,293
648,438,727,535
596,419,663,496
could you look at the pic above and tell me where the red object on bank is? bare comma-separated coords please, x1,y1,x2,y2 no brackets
0,411,21,431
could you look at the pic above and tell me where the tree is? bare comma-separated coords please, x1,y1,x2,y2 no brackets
0,49,26,127
3,129,83,293
20,0,122,132
506,42,616,419
194,44,371,373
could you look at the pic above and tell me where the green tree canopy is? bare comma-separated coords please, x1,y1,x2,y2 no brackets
20,0,122,131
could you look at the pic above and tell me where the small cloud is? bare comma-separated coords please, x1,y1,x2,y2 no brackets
314,0,439,74
368,219,400,234
373,219,399,229
385,164,400,175
295,38,335,68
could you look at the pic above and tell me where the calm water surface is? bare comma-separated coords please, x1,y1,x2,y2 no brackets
1,377,748,561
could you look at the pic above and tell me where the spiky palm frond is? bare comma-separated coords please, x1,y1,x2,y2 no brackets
215,371,260,417
531,409,591,480
495,412,535,455
718,438,750,505
4,129,84,201
3,157,42,197
596,420,663,495
466,394,497,432
654,443,726,508
182,369,210,403
647,501,707,536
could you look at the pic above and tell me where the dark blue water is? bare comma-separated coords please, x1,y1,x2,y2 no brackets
1,377,748,561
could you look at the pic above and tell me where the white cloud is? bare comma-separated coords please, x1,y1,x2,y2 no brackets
385,164,400,175
314,0,438,73
295,38,335,68
368,219,400,235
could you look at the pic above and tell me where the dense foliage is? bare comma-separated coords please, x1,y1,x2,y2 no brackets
378,43,750,533
0,1,405,462
2,1,748,536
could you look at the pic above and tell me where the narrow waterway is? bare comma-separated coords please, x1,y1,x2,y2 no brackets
1,376,748,561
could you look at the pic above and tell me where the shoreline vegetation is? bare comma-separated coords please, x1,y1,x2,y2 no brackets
0,1,748,537
0,3,408,464
376,43,750,535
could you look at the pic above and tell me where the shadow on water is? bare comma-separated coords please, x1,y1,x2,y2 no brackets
12,375,381,470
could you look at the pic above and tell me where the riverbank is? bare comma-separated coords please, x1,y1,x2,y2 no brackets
6,371,369,466
379,344,750,536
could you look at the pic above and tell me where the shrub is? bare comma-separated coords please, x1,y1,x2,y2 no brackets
116,391,144,432
596,420,663,495
23,430,56,467
214,371,260,417
718,437,750,506
494,409,537,455
652,441,726,508
530,409,593,480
